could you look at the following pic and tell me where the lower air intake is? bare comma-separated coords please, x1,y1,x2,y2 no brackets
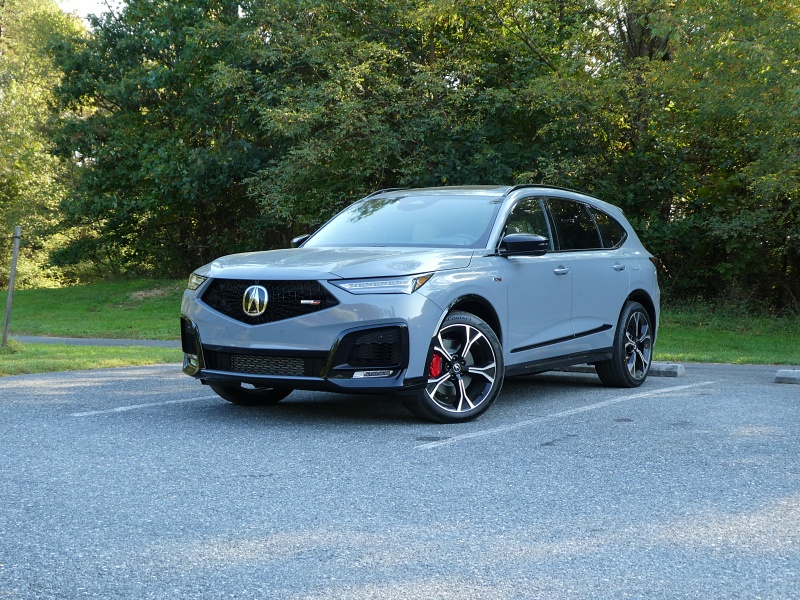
203,348,325,378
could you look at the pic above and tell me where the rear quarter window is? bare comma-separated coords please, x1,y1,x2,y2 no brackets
590,207,628,249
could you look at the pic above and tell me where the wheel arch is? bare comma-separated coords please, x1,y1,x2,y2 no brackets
626,289,658,343
445,295,503,346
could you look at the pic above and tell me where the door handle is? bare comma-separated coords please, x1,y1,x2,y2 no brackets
613,263,626,271
553,266,570,276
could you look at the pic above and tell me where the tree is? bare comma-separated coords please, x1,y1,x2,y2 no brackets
46,0,800,309
243,0,553,236
649,0,800,307
50,0,271,276
0,0,81,286
486,0,800,309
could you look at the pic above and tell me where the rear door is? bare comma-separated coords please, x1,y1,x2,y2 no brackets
544,198,630,351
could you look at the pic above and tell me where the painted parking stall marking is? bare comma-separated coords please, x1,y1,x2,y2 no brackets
416,381,717,450
71,395,216,417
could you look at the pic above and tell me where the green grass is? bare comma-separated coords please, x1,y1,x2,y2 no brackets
1,280,799,377
0,339,181,377
1,279,184,339
0,279,184,376
656,305,800,365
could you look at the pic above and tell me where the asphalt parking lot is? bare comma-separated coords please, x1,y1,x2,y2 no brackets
1,363,798,599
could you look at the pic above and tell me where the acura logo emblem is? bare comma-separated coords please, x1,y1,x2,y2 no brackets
242,285,269,317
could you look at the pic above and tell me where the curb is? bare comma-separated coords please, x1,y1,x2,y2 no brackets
775,369,800,385
561,362,686,378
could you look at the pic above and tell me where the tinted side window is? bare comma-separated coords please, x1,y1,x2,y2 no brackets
546,199,602,250
504,198,553,250
590,207,628,248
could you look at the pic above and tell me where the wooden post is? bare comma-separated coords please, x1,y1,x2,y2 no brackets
2,226,21,349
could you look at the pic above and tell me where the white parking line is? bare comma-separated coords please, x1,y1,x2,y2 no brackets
416,381,717,450
71,395,217,417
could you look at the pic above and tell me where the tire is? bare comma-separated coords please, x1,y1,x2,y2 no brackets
595,301,653,388
209,383,292,406
403,311,504,423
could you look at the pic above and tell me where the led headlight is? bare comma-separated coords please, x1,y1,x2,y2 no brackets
187,273,208,291
331,273,433,295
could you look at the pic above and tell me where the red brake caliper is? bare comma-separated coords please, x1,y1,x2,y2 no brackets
429,353,443,378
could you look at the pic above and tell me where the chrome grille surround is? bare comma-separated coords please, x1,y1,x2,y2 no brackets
201,279,338,325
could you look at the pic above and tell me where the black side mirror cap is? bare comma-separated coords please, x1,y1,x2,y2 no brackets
291,234,311,248
499,233,549,257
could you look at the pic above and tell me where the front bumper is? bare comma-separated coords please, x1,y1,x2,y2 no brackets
180,281,443,394
181,316,427,393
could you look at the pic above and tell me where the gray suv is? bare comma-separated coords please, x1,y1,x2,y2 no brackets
181,185,660,422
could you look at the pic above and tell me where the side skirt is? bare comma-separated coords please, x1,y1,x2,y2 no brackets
510,325,612,354
505,348,613,378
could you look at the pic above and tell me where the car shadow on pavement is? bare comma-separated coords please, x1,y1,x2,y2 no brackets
199,392,421,425
191,371,607,426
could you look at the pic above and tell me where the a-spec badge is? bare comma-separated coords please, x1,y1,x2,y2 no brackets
242,285,269,317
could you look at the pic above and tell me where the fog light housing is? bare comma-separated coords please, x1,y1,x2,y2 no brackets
183,353,201,376
180,316,205,376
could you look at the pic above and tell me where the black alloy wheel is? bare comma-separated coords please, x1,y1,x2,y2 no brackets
405,311,504,423
595,301,653,387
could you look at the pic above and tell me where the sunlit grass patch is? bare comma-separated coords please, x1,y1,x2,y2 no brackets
656,304,800,365
1,279,184,340
0,342,181,377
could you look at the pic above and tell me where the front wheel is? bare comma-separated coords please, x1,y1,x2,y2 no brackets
595,301,653,387
209,383,292,406
404,311,504,423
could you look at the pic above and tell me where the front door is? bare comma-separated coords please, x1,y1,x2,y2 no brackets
501,197,574,361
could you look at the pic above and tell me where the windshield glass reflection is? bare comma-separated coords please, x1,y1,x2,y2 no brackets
305,194,503,248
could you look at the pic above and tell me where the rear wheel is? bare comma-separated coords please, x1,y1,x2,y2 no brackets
404,311,504,423
209,383,292,406
595,301,652,387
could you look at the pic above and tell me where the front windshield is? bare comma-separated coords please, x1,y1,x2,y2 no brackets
305,193,503,248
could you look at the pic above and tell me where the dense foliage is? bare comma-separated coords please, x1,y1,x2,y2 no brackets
12,0,800,309
0,0,82,286
48,0,268,274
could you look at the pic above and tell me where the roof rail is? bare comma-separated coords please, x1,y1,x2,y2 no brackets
364,188,405,199
506,183,588,196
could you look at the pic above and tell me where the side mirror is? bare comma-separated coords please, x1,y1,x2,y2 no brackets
499,233,549,257
291,234,311,248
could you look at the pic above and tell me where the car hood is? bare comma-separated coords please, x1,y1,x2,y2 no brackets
201,247,475,280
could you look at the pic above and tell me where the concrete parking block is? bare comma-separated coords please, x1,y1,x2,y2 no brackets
562,362,685,378
651,363,686,377
775,369,800,384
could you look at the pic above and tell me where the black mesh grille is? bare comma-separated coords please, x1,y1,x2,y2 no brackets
201,279,338,325
181,318,197,354
203,348,325,377
347,328,403,368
